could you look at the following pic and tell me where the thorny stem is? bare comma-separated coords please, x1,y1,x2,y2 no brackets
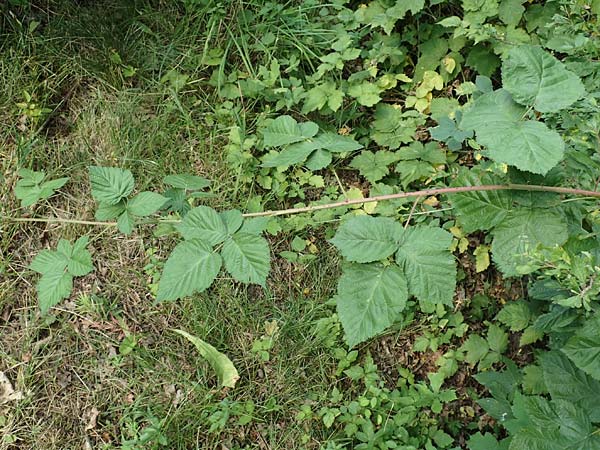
2,183,600,226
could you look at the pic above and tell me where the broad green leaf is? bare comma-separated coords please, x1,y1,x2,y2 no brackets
487,324,508,353
95,201,126,220
41,177,69,191
462,334,489,365
163,174,210,190
220,210,244,235
127,191,168,217
562,314,600,380
30,249,69,274
371,105,425,149
330,216,403,263
467,432,502,450
88,166,135,205
387,0,425,20
156,239,222,301
310,133,363,153
174,329,239,388
221,233,270,286
305,149,332,171
261,141,318,168
491,208,568,277
350,150,400,183
117,211,135,235
502,45,585,112
176,205,228,245
38,271,73,314
451,169,512,233
67,236,93,277
263,115,316,147
239,217,270,235
496,301,531,331
336,263,408,347
347,82,381,107
396,226,456,308
460,89,564,175
498,0,525,26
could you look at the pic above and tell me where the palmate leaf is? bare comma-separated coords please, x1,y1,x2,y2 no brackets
460,89,564,175
176,206,229,245
350,150,401,183
174,329,239,389
502,45,585,112
561,314,600,381
221,233,270,286
491,208,568,277
88,166,135,205
395,226,456,310
336,263,408,347
330,216,403,263
156,239,222,301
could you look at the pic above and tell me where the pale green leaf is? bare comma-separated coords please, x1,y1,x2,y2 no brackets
174,329,239,388
156,239,222,301
395,227,456,307
305,149,332,171
350,150,400,183
95,201,126,220
30,250,69,274
221,233,270,286
491,208,568,277
562,314,600,380
263,116,316,147
310,133,363,153
336,263,408,347
163,174,210,190
330,216,403,263
460,89,564,175
176,205,228,245
88,166,135,205
347,82,381,107
67,236,94,277
220,210,244,235
127,191,168,217
502,45,585,112
38,271,73,314
117,211,135,235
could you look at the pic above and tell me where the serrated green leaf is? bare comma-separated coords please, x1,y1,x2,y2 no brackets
88,166,135,205
498,0,524,26
330,216,403,263
396,226,456,308
487,324,508,353
261,140,318,168
302,82,345,113
163,174,210,190
117,211,135,235
496,301,531,331
350,150,400,183
467,432,502,450
502,45,585,112
310,133,362,153
561,314,600,380
30,237,92,278
522,365,547,395
347,82,381,107
460,89,564,175
462,334,489,365
95,201,126,220
156,239,222,301
337,263,408,347
38,271,73,314
239,217,270,235
221,233,270,286
491,208,568,277
14,170,69,207
220,210,244,235
67,236,93,276
176,206,228,245
371,104,425,149
17,168,45,184
263,116,316,147
451,169,512,233
127,191,168,217
30,249,69,274
41,177,69,191
174,329,239,388
304,149,332,171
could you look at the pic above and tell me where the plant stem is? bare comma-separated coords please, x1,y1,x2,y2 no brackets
2,183,599,226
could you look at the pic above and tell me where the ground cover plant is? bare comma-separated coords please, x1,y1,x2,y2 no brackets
2,0,600,449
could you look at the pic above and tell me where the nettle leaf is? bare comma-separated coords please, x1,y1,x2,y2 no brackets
221,233,270,286
491,208,568,277
460,89,564,175
451,169,512,233
163,174,210,190
396,227,456,309
371,104,425,149
263,115,317,147
88,166,135,205
350,150,400,183
176,206,229,245
562,314,600,380
174,329,239,389
336,263,408,347
127,191,168,217
330,216,402,263
502,45,585,113
156,239,222,301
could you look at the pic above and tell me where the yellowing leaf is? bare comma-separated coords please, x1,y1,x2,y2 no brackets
474,245,490,273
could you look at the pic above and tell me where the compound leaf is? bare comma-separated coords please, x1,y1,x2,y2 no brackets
337,263,408,347
330,216,403,263
67,236,94,277
176,205,229,245
502,45,585,112
156,239,222,301
221,233,270,286
88,166,135,205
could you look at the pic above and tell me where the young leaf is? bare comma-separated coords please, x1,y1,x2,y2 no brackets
336,263,408,347
330,216,403,263
395,226,456,308
263,116,316,147
88,166,135,205
502,45,585,112
460,89,564,175
347,82,381,107
491,208,568,277
221,233,270,286
174,329,239,388
156,239,222,301
176,206,229,245
127,191,168,217
38,271,73,314
30,250,69,274
350,150,401,183
163,174,210,190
